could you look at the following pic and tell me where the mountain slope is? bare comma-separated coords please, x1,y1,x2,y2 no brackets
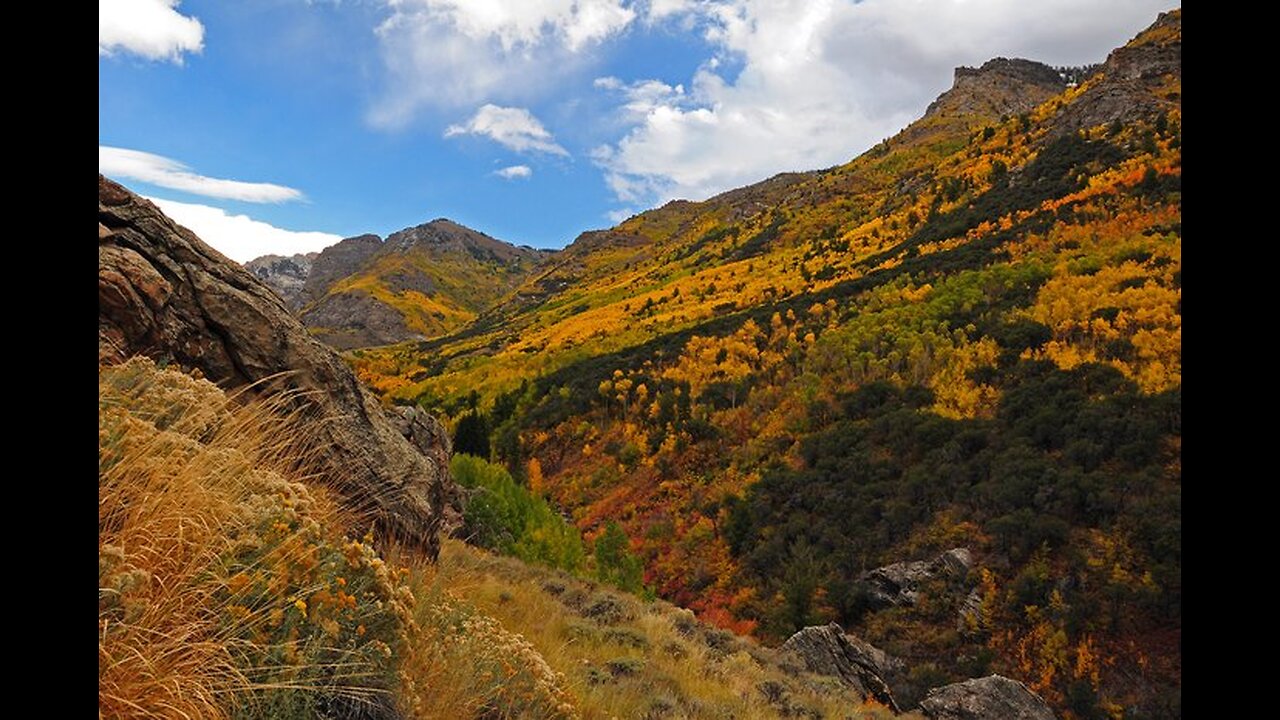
354,10,1180,717
249,220,551,349
102,356,904,719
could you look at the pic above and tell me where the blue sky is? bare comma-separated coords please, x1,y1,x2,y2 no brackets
99,0,1176,261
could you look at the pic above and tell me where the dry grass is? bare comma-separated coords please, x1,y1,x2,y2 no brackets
98,358,387,719
422,540,913,720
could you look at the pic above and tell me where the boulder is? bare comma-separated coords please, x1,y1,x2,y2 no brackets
919,675,1055,720
781,623,900,711
98,174,453,557
859,548,974,611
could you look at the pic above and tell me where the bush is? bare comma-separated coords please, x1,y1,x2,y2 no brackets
451,454,585,573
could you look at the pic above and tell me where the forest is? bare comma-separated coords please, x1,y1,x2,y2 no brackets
345,14,1181,718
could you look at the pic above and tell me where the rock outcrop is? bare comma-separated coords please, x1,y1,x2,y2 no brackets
300,233,383,305
858,548,974,611
244,252,316,309
918,675,1056,720
1052,10,1181,133
926,58,1065,119
98,174,454,556
781,623,900,711
301,289,415,350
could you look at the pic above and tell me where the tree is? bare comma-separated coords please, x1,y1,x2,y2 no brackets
453,411,491,459
594,521,645,594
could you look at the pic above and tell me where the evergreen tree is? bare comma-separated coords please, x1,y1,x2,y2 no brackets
453,411,491,459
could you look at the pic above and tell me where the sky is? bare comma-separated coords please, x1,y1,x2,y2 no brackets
99,0,1177,262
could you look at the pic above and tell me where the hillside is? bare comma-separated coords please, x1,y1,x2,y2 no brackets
352,10,1182,717
101,355,923,718
249,219,551,349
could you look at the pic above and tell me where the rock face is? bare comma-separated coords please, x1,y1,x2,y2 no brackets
781,623,900,711
244,252,316,309
299,233,383,306
919,675,1056,720
859,548,973,611
1052,10,1181,133
926,58,1065,119
301,289,414,350
98,174,454,557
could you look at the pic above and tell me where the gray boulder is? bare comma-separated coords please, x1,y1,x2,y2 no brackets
781,623,900,711
859,548,974,611
919,675,1055,720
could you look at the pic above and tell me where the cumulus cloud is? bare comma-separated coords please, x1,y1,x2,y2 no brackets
595,0,1174,207
370,0,635,125
495,164,534,179
99,0,204,62
100,146,305,203
147,197,342,263
445,105,569,156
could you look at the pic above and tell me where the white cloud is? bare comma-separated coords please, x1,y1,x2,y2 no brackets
605,207,638,223
370,0,636,124
99,0,204,62
644,0,697,22
445,105,569,156
595,0,1175,206
100,146,305,203
146,197,343,263
495,164,534,179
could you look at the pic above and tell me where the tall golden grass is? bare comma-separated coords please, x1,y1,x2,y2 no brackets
99,358,358,718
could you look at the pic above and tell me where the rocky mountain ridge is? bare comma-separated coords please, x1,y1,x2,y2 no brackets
247,220,550,349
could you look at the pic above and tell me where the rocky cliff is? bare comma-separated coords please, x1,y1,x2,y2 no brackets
1053,9,1181,132
926,58,1065,119
244,252,316,309
98,175,454,556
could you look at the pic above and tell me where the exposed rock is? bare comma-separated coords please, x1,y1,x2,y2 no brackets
300,233,383,305
926,58,1065,119
781,623,900,711
391,405,452,471
98,174,453,557
957,588,985,634
1051,10,1180,133
385,218,545,265
919,675,1055,720
302,290,415,350
858,548,973,611
244,252,316,310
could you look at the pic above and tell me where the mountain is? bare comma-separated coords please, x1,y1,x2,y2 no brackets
247,219,551,349
244,251,317,308
99,175,455,552
354,10,1181,717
